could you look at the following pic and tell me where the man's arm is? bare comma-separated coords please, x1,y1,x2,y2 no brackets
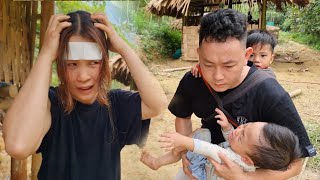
209,152,304,180
175,116,196,179
245,159,304,180
175,116,192,136
174,116,192,154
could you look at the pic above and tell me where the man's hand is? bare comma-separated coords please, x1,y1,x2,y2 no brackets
208,152,245,180
181,153,197,179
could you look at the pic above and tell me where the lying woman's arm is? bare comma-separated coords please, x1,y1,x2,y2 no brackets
193,139,255,172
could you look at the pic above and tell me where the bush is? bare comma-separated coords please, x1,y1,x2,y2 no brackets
133,10,182,60
266,5,286,27
300,0,320,36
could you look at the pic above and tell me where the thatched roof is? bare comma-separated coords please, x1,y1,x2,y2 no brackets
147,0,309,18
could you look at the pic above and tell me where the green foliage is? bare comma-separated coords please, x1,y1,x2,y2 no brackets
266,5,286,27
280,31,320,51
133,10,182,60
55,1,106,14
281,1,319,36
280,6,302,32
266,1,320,50
299,0,320,36
111,80,126,90
51,63,59,87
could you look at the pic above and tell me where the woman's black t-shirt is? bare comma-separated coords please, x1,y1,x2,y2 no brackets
37,87,150,180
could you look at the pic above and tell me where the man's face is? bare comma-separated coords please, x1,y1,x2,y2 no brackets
249,44,274,69
197,38,251,92
66,35,102,104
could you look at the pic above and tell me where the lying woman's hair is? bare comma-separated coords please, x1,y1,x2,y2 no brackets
250,123,301,171
56,10,111,113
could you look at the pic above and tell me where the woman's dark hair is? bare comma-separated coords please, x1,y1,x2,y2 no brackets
250,123,301,171
247,30,277,52
199,9,247,47
56,10,111,113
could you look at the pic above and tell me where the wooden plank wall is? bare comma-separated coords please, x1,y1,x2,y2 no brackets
0,0,37,86
182,26,199,61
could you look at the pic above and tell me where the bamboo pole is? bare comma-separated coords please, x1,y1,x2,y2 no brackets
30,1,38,69
3,0,10,83
260,0,267,30
39,1,54,48
9,2,28,178
0,0,5,81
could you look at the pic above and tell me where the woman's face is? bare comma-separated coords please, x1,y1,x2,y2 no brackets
65,35,102,104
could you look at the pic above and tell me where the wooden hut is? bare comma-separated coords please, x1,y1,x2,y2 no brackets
147,0,309,61
1,1,54,179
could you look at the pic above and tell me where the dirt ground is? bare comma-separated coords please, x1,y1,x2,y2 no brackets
0,40,319,179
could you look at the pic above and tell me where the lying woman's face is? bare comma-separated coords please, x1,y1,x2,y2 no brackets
228,122,267,165
65,35,102,104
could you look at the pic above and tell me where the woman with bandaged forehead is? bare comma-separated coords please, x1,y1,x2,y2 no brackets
3,11,167,179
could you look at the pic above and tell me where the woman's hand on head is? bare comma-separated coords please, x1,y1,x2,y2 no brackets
91,13,128,54
39,14,71,62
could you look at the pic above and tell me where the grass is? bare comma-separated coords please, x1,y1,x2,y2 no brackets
279,31,320,51
305,122,320,172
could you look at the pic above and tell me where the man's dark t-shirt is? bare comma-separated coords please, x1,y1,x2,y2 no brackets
169,66,315,158
37,87,150,180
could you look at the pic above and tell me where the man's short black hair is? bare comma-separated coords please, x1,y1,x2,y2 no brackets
199,9,247,46
247,30,277,52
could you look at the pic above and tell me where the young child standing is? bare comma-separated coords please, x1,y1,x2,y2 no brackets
140,108,301,180
247,29,277,69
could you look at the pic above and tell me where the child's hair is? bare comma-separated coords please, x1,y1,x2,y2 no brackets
250,123,301,171
246,30,277,52
56,10,111,113
199,9,247,47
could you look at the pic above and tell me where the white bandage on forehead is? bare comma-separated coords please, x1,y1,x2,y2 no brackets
65,42,102,60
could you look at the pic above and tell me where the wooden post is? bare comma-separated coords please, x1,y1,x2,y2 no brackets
11,158,27,180
260,0,267,30
31,2,54,180
31,155,42,180
39,1,54,47
228,0,232,9
8,1,28,179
